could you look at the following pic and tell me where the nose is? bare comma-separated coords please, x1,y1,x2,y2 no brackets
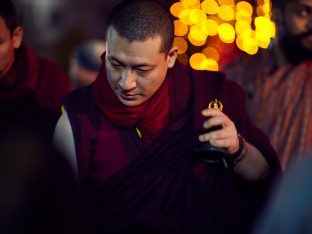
118,68,136,91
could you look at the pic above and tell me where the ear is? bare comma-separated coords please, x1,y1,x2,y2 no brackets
12,26,23,49
166,46,178,68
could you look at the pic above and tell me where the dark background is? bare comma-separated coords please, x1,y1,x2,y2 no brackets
13,0,177,71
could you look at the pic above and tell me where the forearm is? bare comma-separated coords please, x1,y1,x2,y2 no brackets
234,142,270,182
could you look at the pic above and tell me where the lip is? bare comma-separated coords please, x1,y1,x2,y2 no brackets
120,92,137,100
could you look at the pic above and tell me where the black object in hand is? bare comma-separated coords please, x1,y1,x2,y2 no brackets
193,125,228,164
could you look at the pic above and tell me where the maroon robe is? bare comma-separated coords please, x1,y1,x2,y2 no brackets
0,42,69,140
64,61,280,234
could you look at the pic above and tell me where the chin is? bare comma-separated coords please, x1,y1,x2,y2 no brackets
119,98,142,107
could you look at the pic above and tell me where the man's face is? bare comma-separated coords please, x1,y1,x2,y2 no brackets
279,0,312,63
0,17,21,78
284,0,312,49
105,27,177,107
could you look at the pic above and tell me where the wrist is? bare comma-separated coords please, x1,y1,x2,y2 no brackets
227,134,247,167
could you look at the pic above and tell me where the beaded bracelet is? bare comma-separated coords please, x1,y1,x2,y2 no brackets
227,134,247,170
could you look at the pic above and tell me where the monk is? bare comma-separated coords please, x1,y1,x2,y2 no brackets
0,0,69,140
54,0,281,233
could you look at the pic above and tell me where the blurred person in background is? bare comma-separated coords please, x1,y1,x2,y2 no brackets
254,153,312,234
0,0,69,141
223,0,312,170
68,39,106,90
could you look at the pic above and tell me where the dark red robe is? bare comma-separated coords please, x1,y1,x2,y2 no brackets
0,42,69,140
64,61,281,234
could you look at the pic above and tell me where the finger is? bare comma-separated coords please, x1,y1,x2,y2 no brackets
201,108,224,118
203,114,235,130
210,138,237,149
200,128,237,141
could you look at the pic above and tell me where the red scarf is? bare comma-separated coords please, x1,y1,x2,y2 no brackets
91,57,170,148
0,43,39,119
0,42,39,98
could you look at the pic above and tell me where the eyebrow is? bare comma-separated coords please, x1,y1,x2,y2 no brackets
294,1,312,8
108,56,155,69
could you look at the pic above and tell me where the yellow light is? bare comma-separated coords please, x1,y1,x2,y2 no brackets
188,33,206,46
218,5,235,21
218,0,235,6
170,2,185,18
201,19,219,36
173,37,189,54
236,36,244,51
170,0,274,64
189,53,207,70
243,37,259,55
241,28,255,38
235,20,251,35
254,16,275,38
236,11,252,23
182,0,201,9
202,46,220,61
189,9,207,24
179,9,193,25
218,23,235,43
199,58,219,71
205,58,219,71
236,1,253,16
262,2,271,14
190,24,207,41
174,20,189,36
255,31,271,48
201,0,219,15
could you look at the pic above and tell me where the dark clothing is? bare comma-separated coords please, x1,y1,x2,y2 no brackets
223,49,312,170
64,61,280,234
0,42,69,140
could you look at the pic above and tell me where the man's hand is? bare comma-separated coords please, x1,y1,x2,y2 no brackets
198,108,239,155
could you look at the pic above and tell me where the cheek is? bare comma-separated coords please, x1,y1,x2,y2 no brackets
287,16,307,34
143,73,167,95
106,66,120,87
0,46,13,67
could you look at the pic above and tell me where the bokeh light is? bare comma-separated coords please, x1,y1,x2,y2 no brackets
202,46,220,61
174,20,189,36
201,0,219,15
201,19,219,36
218,23,235,43
171,0,275,71
173,37,189,54
218,5,235,21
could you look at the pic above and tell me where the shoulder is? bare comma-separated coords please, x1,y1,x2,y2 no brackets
190,66,244,96
63,85,93,115
297,60,312,70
